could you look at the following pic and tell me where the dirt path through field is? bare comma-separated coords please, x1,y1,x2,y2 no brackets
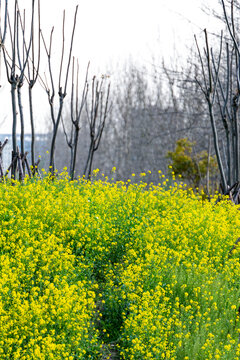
102,343,120,359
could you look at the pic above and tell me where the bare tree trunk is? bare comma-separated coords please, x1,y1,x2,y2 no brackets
17,84,24,155
11,81,18,179
233,95,240,182
206,137,211,196
195,29,228,193
17,147,23,181
87,142,95,179
71,125,79,180
0,138,8,179
208,99,227,192
49,98,64,172
84,139,94,179
28,85,35,167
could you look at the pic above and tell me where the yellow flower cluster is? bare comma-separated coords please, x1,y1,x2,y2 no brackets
0,177,101,359
96,180,240,359
0,172,240,359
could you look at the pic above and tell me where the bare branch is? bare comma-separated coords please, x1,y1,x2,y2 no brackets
63,5,78,96
0,0,8,45
194,33,208,91
221,0,240,58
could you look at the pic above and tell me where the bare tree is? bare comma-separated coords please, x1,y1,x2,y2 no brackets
24,0,41,169
195,0,240,200
2,0,36,179
41,5,78,174
16,1,40,173
84,75,111,179
61,59,89,180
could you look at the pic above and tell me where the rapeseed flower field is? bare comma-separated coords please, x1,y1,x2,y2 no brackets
1,171,240,359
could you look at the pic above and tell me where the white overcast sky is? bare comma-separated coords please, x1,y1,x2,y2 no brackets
0,0,223,134
39,0,222,68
